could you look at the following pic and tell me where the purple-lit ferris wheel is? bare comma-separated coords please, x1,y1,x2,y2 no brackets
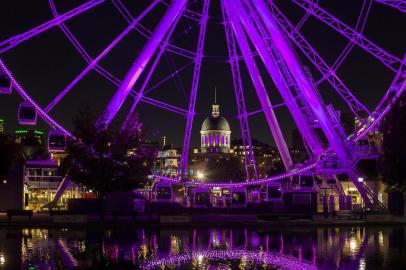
0,0,405,210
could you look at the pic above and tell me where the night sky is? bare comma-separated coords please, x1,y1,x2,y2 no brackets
0,0,404,147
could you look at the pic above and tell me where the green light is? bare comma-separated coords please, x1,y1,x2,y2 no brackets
15,130,28,134
34,130,44,135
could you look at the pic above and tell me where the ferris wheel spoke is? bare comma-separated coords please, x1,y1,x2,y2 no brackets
374,0,406,13
233,0,323,159
224,0,295,171
159,0,202,22
0,0,106,55
178,0,210,178
328,0,372,73
97,0,187,128
111,0,196,60
222,0,258,180
144,62,194,95
269,3,370,118
288,0,402,72
49,0,93,63
246,0,351,164
122,14,185,128
92,65,189,116
44,0,161,113
295,0,318,30
111,0,133,23
353,58,406,140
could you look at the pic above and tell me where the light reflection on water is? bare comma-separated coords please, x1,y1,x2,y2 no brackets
0,226,405,269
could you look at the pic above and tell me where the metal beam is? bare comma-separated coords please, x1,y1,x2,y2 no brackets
98,0,187,128
269,3,370,118
0,0,106,55
289,0,402,72
45,0,161,113
252,0,350,165
222,0,258,180
178,0,210,178
224,0,294,170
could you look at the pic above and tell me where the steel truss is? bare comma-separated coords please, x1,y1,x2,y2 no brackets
99,0,187,127
374,0,406,13
224,0,294,171
269,3,370,118
289,0,402,72
222,2,258,180
178,0,210,178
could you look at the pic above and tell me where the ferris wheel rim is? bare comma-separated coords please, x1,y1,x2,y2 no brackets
0,0,404,187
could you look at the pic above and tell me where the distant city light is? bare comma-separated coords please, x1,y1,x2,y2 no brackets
357,177,364,183
2,179,7,184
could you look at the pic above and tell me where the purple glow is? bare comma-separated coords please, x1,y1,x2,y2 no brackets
0,59,74,138
222,1,257,179
45,0,161,113
251,0,350,164
0,0,105,54
99,0,187,128
374,0,406,13
290,0,401,72
270,3,370,118
224,0,294,171
141,249,316,270
155,162,316,187
178,0,210,178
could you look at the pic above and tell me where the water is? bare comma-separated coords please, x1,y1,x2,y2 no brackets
0,226,405,269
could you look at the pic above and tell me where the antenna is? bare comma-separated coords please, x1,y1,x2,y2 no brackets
214,85,217,104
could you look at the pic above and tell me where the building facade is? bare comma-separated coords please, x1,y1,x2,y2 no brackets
200,104,231,154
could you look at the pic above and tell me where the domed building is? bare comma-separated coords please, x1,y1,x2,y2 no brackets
200,103,231,153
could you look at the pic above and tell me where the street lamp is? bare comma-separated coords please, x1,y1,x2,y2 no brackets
197,171,205,181
357,177,364,183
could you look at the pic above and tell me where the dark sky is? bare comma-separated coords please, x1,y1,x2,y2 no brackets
0,0,404,147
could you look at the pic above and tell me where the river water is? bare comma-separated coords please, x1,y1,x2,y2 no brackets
0,225,405,269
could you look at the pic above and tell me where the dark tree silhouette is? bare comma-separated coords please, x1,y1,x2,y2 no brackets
380,92,406,213
0,132,22,180
59,104,151,205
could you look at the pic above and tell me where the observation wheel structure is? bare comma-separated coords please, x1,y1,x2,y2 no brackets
0,0,405,211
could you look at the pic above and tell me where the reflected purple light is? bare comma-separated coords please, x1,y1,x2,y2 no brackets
141,249,316,270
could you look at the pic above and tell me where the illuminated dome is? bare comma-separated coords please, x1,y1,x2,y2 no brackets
200,104,231,154
201,115,230,131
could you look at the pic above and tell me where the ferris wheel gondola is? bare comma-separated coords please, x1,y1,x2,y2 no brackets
0,74,11,94
18,102,37,125
48,130,66,152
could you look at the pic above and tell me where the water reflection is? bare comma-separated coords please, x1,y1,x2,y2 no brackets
0,226,405,269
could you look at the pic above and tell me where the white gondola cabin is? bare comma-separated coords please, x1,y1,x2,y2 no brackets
48,130,66,152
0,74,12,94
18,102,37,125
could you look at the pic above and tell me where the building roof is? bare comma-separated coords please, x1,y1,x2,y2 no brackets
201,115,230,131
201,104,230,131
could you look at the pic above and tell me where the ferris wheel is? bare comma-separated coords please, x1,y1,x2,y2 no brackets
0,0,405,210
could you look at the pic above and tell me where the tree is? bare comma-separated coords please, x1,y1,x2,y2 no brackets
380,92,406,214
59,104,151,212
0,132,23,180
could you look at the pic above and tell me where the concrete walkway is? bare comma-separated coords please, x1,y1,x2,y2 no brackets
1,212,406,227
